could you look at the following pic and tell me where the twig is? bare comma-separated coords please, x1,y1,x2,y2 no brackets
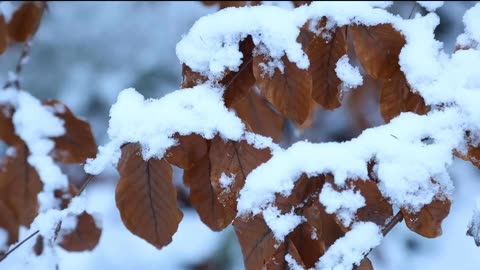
408,2,417,19
3,42,32,90
0,173,96,263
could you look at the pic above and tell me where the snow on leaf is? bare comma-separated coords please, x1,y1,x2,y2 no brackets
165,133,207,170
466,198,480,246
116,143,183,249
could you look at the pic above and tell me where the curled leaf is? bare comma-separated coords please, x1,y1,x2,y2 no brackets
116,143,183,248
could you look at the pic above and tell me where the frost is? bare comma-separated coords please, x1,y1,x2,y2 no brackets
417,1,444,12
263,206,303,241
319,183,366,227
315,222,382,270
335,55,363,89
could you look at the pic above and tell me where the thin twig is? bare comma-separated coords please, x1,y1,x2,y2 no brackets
0,173,96,263
408,1,417,19
3,42,31,90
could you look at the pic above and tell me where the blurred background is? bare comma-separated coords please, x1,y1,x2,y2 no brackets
1,1,480,269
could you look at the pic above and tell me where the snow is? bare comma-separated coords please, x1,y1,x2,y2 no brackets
456,2,480,49
0,228,8,253
262,206,303,241
467,197,480,246
0,1,14,21
335,55,363,89
417,2,444,12
319,183,366,227
316,222,382,270
219,173,235,190
285,254,304,270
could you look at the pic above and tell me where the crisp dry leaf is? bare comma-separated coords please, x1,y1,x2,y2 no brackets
116,143,183,249
232,89,284,143
292,1,312,8
456,142,480,168
42,100,97,164
7,1,46,43
254,54,313,125
233,214,278,270
0,200,19,247
184,153,234,231
308,26,347,110
0,145,42,226
353,179,393,227
202,1,260,9
210,136,272,213
351,24,405,79
401,198,451,238
0,15,8,54
223,36,256,107
357,258,374,270
265,240,305,270
305,199,345,248
0,105,22,146
380,71,429,123
290,221,326,268
165,133,207,170
181,64,207,89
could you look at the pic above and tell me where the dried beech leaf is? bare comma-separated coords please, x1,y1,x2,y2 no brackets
232,89,284,143
351,24,405,79
223,36,256,107
0,105,22,146
380,71,429,123
305,199,344,248
181,64,207,89
0,200,19,246
0,145,42,226
308,26,347,109
254,54,312,125
292,1,312,8
116,143,183,249
265,240,305,270
357,257,374,270
290,221,326,268
0,15,7,54
184,153,234,231
456,142,480,169
60,212,102,252
7,1,46,43
233,214,277,270
42,100,97,164
202,1,260,9
210,136,271,213
165,133,207,170
33,235,44,255
401,198,451,238
353,180,393,227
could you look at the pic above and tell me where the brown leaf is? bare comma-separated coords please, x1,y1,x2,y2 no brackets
308,26,347,109
353,180,393,227
265,240,305,270
0,144,42,226
181,64,207,89
254,54,313,125
60,212,102,252
357,258,374,270
7,1,46,43
0,105,22,146
292,1,312,8
223,36,256,108
42,100,97,164
33,235,44,255
202,1,261,9
380,71,429,123
184,153,234,231
401,198,451,238
232,89,284,143
165,133,207,170
116,143,183,248
210,136,271,213
290,221,326,268
0,200,19,247
351,24,405,79
304,199,344,248
233,214,278,270
0,15,8,54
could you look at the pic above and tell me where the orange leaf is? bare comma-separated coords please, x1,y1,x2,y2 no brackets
380,71,429,123
351,24,405,79
254,54,313,125
233,214,278,270
0,15,8,54
222,36,256,108
7,1,46,43
357,258,374,270
232,89,284,143
165,133,207,170
181,64,207,89
42,100,97,164
0,144,42,226
0,105,22,146
116,143,183,249
401,198,451,238
209,136,271,213
308,26,347,109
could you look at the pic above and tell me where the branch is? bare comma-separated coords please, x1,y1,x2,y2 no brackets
3,42,32,90
0,173,96,263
